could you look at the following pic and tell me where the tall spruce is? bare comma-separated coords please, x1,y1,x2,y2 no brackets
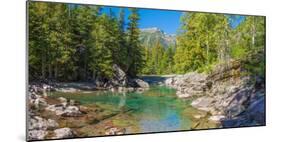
126,8,144,77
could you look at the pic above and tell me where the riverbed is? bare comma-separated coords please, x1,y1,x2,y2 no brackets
47,85,206,135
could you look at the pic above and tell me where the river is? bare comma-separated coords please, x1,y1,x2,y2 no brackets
48,85,197,134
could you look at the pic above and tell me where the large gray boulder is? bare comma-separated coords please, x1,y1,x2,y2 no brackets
133,79,150,88
111,64,128,87
165,72,208,98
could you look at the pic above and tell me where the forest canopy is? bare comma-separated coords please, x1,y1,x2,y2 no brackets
28,2,265,82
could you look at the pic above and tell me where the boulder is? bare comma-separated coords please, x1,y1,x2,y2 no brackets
28,130,48,140
164,78,174,86
164,72,207,98
209,115,226,122
133,79,150,88
105,127,126,135
111,64,128,87
45,104,65,116
52,128,76,139
29,116,58,130
191,97,214,112
57,87,78,93
29,92,48,109
61,106,82,117
45,104,82,117
58,97,67,103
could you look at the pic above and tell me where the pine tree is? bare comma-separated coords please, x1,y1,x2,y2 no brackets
116,8,128,69
126,8,144,77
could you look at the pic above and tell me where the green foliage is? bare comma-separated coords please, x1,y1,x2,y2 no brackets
141,44,175,75
29,2,265,81
230,16,265,78
126,8,145,77
29,2,144,81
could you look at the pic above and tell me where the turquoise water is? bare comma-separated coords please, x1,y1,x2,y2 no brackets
49,86,193,133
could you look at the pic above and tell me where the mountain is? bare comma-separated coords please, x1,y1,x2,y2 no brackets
139,27,176,48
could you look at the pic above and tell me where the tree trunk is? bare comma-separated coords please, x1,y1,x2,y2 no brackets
206,38,209,65
54,62,58,80
252,27,256,48
48,64,52,79
41,55,46,79
251,17,256,48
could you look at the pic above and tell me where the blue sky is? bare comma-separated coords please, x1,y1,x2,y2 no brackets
101,6,245,35
101,7,182,34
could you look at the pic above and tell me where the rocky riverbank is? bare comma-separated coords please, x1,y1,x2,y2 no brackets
164,60,265,128
28,84,130,140
30,64,149,95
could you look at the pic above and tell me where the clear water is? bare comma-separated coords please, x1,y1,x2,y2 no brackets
49,86,193,133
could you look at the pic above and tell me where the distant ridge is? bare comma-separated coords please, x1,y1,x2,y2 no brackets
139,27,176,48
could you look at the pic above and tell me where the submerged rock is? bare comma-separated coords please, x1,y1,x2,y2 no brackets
105,127,126,135
45,104,82,117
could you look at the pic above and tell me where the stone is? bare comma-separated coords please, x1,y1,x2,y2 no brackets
134,79,150,88
46,119,59,129
245,96,265,124
45,104,82,117
58,97,67,103
61,106,82,117
28,130,48,140
58,87,78,93
209,115,226,122
69,99,77,106
45,104,65,116
29,92,48,109
225,87,252,117
29,116,58,131
164,72,207,98
105,127,126,135
191,97,213,110
176,93,192,98
52,128,75,139
111,64,128,87
164,78,173,86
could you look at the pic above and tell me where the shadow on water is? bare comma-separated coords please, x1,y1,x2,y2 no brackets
140,75,168,85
